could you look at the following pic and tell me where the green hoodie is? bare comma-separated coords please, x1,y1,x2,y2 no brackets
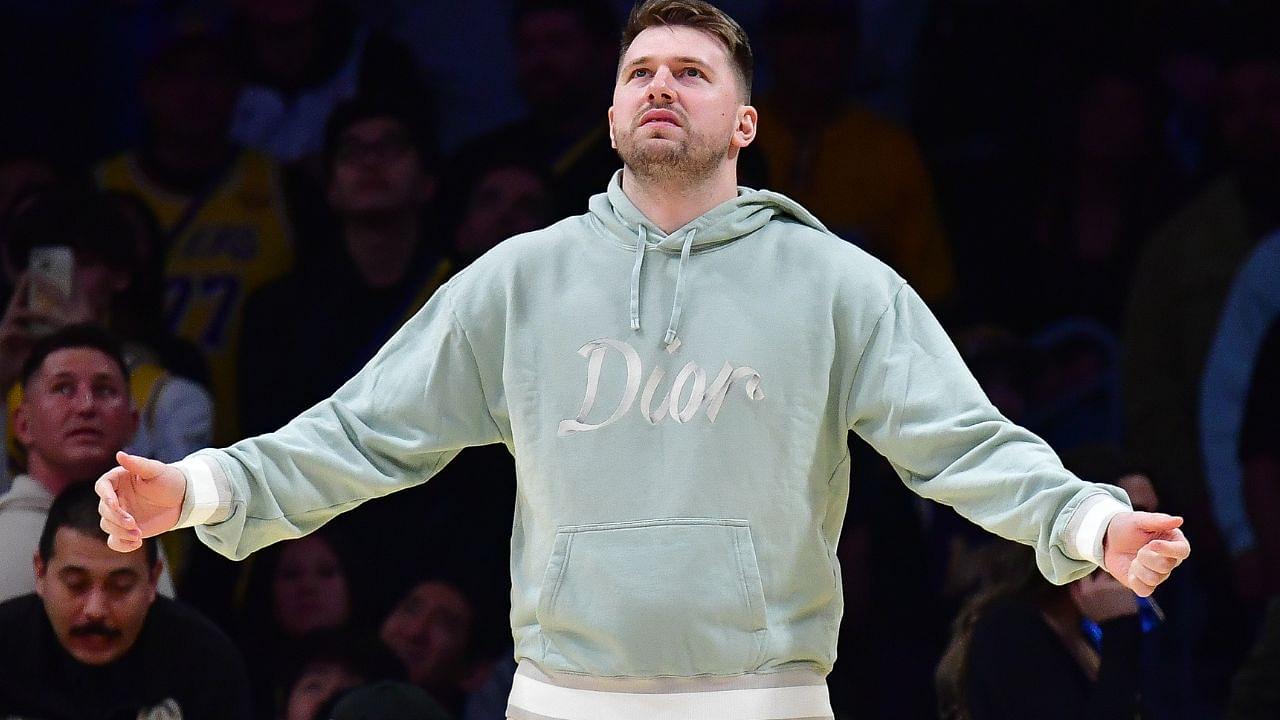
174,171,1129,688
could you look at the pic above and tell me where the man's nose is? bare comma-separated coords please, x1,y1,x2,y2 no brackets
75,388,98,413
647,68,676,103
83,588,108,619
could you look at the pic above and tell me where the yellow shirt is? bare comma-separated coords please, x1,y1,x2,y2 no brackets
96,151,294,443
755,101,954,303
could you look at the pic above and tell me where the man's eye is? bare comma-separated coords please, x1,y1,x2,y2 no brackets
631,68,650,79
682,68,702,78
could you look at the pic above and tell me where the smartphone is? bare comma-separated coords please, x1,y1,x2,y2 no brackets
27,245,74,336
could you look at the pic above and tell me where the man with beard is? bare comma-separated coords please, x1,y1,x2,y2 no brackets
97,2,1191,718
0,482,249,719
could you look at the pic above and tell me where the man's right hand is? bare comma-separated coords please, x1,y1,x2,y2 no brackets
95,451,187,553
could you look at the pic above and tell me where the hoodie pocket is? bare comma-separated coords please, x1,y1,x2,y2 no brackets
536,517,769,677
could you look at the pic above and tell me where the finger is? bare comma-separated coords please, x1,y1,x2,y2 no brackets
99,513,137,540
1126,572,1157,597
116,451,170,480
106,532,143,554
1134,512,1184,534
94,474,136,529
1129,561,1167,590
1136,547,1180,574
1147,535,1191,560
5,272,29,312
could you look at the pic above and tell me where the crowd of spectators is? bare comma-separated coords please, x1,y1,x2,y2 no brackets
1,0,1279,717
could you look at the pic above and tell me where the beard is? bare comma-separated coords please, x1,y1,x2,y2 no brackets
614,114,726,184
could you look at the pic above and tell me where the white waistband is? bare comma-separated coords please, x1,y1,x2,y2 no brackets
506,669,834,720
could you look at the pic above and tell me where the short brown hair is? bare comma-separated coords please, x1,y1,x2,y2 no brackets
619,0,754,100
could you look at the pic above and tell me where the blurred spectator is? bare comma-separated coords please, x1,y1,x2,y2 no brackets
95,30,295,445
0,155,58,301
0,325,175,603
0,482,249,719
281,629,406,720
238,529,360,718
227,0,434,169
1124,43,1280,521
380,578,486,715
324,680,452,720
1026,319,1124,450
1201,230,1280,598
935,541,1142,720
1227,593,1280,719
441,149,554,267
239,97,450,437
1029,70,1177,331
754,0,954,305
1,189,214,470
448,0,621,216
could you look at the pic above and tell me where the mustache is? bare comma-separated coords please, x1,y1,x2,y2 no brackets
70,622,120,639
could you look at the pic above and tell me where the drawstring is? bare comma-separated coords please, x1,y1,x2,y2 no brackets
664,228,696,349
629,226,647,331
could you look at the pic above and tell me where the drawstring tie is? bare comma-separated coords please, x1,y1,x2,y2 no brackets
629,226,647,331
628,226,696,352
663,228,696,350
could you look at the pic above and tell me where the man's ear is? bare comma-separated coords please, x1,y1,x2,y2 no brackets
14,401,33,450
607,107,617,149
33,553,47,597
732,104,758,149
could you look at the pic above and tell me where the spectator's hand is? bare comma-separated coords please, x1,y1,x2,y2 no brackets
95,451,186,552
1070,570,1139,623
1102,512,1191,597
0,272,62,388
1233,547,1272,601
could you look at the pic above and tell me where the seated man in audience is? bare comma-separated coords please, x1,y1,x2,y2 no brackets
0,482,250,719
0,325,174,602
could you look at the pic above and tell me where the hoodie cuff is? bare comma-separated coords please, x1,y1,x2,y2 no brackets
1066,494,1131,566
173,454,233,528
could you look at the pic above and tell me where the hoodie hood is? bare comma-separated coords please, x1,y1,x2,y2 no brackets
587,170,831,348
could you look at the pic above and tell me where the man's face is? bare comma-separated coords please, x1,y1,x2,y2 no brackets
514,9,611,111
453,166,552,259
15,348,138,480
272,535,351,638
328,118,434,217
142,47,239,143
609,25,755,183
34,528,159,666
379,581,473,689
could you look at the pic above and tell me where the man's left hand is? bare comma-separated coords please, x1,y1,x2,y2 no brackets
1102,512,1190,597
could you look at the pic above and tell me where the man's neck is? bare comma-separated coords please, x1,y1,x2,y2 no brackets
141,139,232,195
342,211,421,289
620,163,739,234
26,457,91,498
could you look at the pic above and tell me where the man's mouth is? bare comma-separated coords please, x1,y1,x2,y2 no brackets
66,428,103,440
639,109,681,128
70,625,121,645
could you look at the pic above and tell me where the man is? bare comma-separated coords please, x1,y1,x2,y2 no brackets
0,482,249,719
97,2,1191,718
239,97,451,437
379,578,483,715
0,325,174,602
753,0,954,304
95,30,295,444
